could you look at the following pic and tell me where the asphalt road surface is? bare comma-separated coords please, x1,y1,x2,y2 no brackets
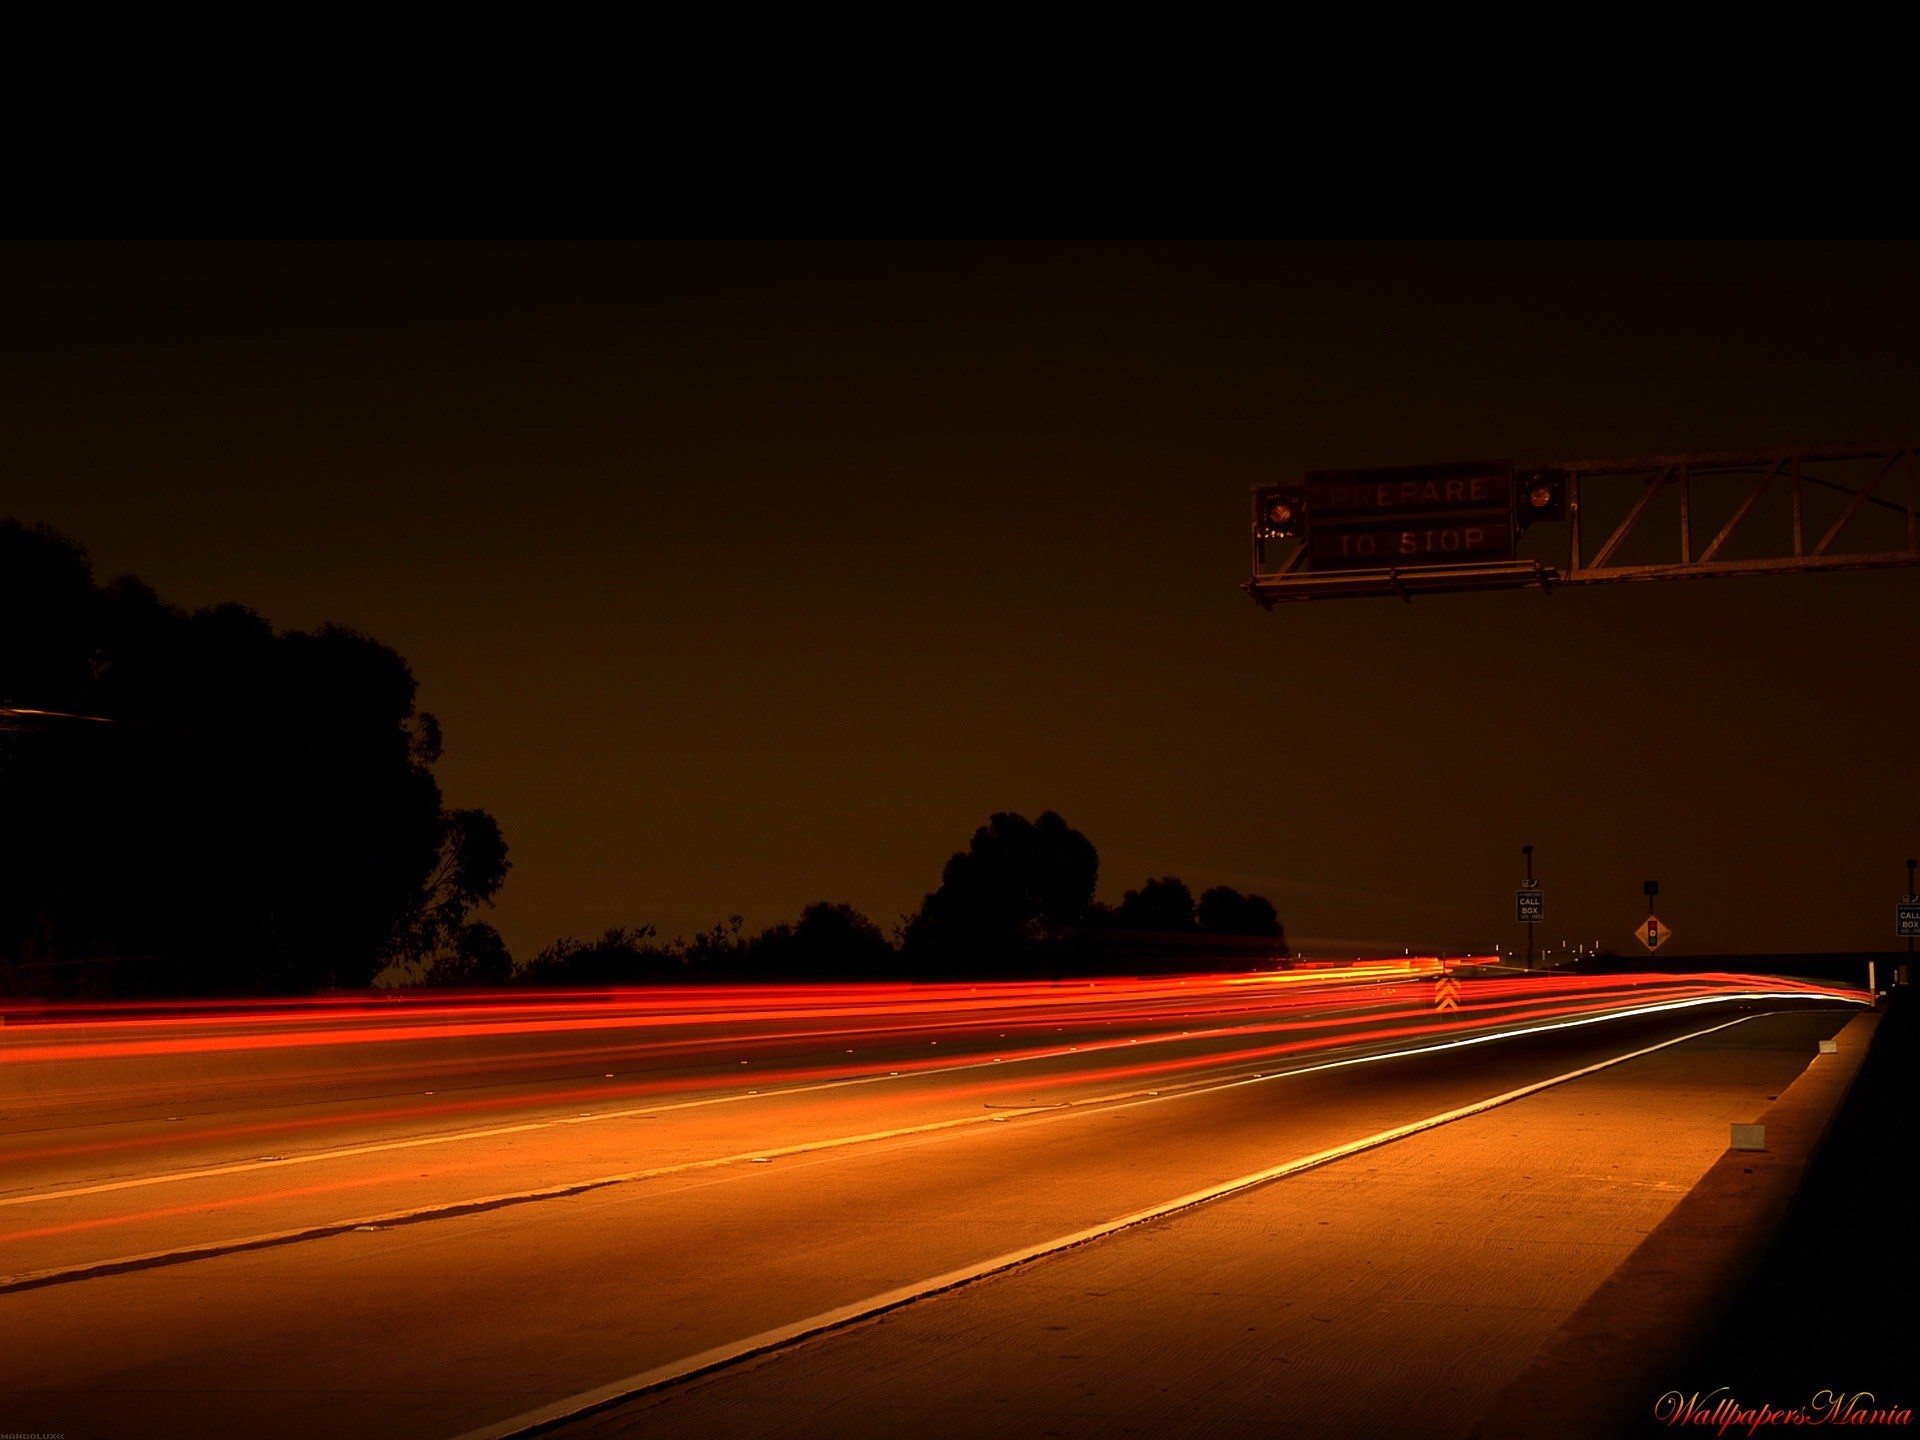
0,967,1866,1439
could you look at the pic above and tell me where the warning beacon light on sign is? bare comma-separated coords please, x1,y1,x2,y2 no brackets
1254,486,1307,539
1514,470,1567,527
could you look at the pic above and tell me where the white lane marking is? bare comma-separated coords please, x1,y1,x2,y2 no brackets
3,994,1434,1175
446,1013,1766,1440
0,1105,1019,1222
0,989,1847,1213
0,1050,1087,1205
0,1117,565,1207
0,1007,1505,1201
0,1107,1048,1292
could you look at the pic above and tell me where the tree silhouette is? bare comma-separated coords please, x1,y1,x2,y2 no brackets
0,520,95,711
748,902,894,980
1197,885,1288,950
521,926,679,986
902,810,1099,976
396,809,512,981
424,922,515,986
0,518,507,996
1114,876,1198,933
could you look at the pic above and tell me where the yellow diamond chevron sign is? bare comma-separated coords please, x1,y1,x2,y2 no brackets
1636,914,1672,951
1434,972,1462,1011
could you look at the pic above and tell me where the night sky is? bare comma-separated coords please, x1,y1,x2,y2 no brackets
5,241,1915,961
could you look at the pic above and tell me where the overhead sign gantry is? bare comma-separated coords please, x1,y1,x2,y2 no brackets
1247,442,1920,604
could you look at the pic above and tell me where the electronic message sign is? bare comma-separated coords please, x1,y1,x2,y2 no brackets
1301,460,1516,571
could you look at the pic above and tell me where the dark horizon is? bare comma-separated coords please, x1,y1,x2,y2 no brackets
5,240,1916,967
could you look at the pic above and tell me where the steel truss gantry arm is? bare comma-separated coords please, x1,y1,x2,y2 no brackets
1246,442,1920,605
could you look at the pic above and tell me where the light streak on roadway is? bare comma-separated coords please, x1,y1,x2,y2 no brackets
6,977,1855,1215
447,1011,1777,1440
1,966,1862,1142
0,961,1856,1059
0,961,1871,1440
0,965,1858,1173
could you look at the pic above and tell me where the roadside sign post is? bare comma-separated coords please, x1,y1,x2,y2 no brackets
1903,860,1918,984
1636,880,1668,953
1518,845,1539,968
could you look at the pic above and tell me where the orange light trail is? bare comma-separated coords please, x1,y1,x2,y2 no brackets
1,966,1864,1178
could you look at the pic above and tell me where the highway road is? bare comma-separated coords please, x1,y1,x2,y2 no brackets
0,965,1868,1439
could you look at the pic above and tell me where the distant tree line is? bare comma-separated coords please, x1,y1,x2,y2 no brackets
506,903,898,988
1,519,507,997
2,519,1287,996
512,811,1287,988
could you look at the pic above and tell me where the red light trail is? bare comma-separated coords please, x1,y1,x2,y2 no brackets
0,961,1867,1344
2,964,1861,1178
